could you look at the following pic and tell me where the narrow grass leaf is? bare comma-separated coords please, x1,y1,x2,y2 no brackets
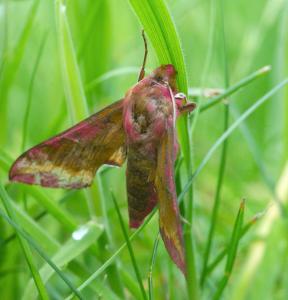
148,233,160,300
111,192,147,300
213,199,245,300
0,184,49,300
55,0,88,122
0,208,83,300
179,78,288,203
199,66,272,113
207,212,263,276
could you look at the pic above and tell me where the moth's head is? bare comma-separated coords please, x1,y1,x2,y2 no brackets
151,64,177,91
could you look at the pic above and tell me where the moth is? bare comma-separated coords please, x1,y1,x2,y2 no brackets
9,33,196,274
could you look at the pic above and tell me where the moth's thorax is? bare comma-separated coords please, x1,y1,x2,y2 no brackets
123,79,176,145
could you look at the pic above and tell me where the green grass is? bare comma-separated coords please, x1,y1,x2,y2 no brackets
1,0,288,299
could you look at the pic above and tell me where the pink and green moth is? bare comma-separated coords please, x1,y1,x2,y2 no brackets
9,33,196,274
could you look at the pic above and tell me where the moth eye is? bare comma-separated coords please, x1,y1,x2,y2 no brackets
155,75,162,82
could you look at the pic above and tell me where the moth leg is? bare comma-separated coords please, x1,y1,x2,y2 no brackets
138,29,148,82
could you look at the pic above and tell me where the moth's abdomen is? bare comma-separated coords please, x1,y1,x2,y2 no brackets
126,144,157,228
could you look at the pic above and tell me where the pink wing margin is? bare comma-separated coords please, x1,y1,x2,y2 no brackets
9,100,126,189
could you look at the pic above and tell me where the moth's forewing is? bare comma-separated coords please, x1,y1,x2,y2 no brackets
155,126,185,274
9,100,126,188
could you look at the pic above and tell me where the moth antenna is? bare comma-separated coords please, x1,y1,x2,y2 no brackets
138,29,148,82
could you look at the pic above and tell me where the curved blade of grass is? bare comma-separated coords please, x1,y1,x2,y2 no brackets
148,232,160,300
213,200,245,300
128,0,192,180
0,184,49,300
65,210,156,300
199,66,272,113
23,221,103,300
0,208,83,300
55,0,88,122
111,192,147,300
128,0,187,91
127,2,197,297
178,78,288,203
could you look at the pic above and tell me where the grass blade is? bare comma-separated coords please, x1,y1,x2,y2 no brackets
206,212,263,276
178,78,288,203
23,221,103,300
128,2,198,299
148,233,160,300
65,210,156,300
111,192,147,300
55,0,88,122
0,208,83,300
199,66,272,113
201,0,230,286
0,184,49,300
213,199,245,300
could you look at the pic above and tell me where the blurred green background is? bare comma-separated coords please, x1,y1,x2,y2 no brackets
0,0,288,299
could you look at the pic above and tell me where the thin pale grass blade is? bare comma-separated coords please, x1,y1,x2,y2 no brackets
199,66,272,113
148,233,160,300
23,221,103,300
55,0,88,122
94,175,125,298
111,192,147,300
213,199,245,300
0,184,49,300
